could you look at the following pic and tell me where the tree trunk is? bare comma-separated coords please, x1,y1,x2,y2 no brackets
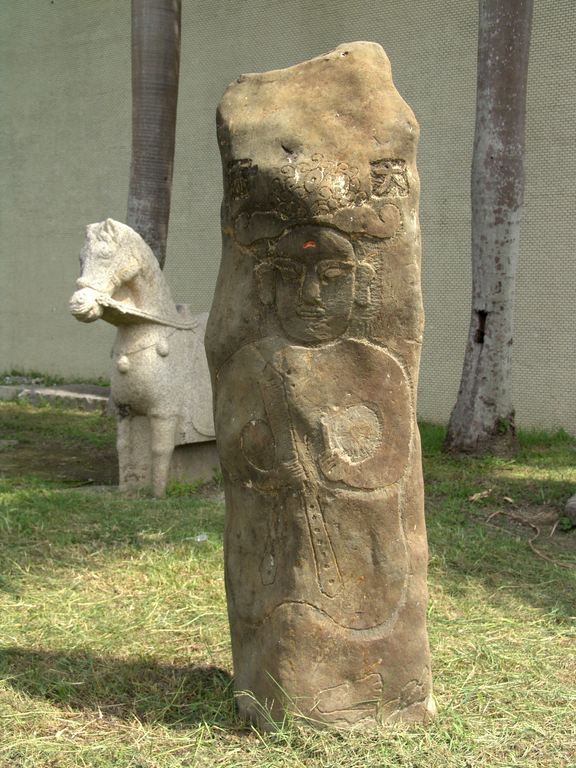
445,0,533,455
127,0,181,269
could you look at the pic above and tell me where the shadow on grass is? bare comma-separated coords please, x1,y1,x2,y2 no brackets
0,647,236,728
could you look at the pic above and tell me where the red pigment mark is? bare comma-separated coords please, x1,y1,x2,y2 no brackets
303,240,316,249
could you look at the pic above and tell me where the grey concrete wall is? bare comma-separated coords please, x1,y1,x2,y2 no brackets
1,0,574,432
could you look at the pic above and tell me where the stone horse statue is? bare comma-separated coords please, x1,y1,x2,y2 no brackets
69,218,214,497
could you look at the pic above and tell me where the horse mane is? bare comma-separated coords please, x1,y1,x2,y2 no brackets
85,219,161,276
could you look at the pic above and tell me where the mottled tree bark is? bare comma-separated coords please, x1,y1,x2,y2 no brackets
127,0,181,269
445,0,533,455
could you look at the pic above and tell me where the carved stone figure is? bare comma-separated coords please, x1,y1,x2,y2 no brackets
206,42,435,728
69,219,214,497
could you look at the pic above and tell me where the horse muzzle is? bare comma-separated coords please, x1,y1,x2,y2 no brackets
69,287,104,323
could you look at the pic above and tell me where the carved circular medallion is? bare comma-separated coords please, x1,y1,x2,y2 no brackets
241,419,276,471
324,404,381,463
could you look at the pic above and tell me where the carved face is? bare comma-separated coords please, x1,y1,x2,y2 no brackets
70,219,142,323
271,227,356,344
76,220,140,296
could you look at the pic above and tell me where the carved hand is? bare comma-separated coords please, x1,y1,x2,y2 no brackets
318,418,347,481
318,448,348,482
279,456,308,487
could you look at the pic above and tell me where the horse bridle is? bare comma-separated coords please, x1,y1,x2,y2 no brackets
77,284,199,331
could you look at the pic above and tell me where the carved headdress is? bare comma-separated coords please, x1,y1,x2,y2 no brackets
209,41,422,366
226,151,408,247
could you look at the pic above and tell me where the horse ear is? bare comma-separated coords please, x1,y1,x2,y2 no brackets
85,222,100,241
104,218,127,240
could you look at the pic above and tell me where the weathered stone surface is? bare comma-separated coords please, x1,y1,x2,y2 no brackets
0,386,24,402
69,219,215,497
170,441,220,484
17,386,108,412
565,493,576,523
0,383,110,411
206,42,434,728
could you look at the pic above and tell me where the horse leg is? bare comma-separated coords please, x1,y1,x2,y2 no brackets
149,414,178,497
117,414,133,491
117,413,153,492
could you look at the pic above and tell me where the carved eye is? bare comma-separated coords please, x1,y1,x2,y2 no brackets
275,260,303,281
320,267,345,280
318,261,354,281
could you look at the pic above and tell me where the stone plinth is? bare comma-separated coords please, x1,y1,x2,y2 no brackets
206,42,434,729
169,441,220,485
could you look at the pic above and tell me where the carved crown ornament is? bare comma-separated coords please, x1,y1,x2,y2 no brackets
226,153,409,246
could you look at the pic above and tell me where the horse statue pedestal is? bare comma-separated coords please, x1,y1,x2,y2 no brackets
69,219,215,497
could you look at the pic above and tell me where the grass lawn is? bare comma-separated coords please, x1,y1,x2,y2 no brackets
0,402,574,767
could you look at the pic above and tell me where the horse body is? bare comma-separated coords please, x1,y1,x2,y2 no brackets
69,218,214,497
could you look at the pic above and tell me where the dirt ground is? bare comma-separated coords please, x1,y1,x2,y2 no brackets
0,439,118,486
0,402,118,486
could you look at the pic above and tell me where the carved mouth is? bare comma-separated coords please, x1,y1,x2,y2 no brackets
296,306,326,319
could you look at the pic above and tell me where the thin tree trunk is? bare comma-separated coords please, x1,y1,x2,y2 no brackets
445,0,533,455
127,0,181,269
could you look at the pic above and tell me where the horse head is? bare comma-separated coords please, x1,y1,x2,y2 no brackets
69,219,163,323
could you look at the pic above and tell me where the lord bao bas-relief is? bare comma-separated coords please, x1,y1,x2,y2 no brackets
205,42,435,729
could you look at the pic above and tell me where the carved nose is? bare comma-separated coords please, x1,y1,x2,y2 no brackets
301,273,321,304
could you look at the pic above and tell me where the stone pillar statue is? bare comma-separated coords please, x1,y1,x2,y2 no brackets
206,42,435,729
